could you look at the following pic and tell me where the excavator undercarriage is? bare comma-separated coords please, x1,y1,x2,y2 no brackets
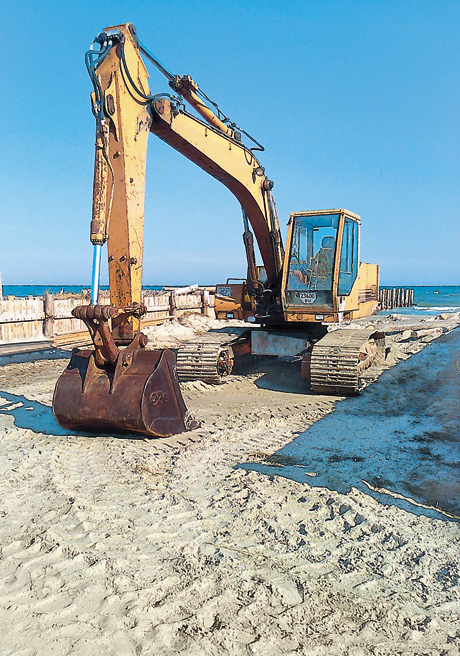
309,329,384,395
175,327,385,396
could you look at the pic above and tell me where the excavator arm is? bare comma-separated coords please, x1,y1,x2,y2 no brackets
86,24,152,341
87,23,284,331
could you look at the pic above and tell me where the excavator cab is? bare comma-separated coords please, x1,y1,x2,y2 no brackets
282,210,363,322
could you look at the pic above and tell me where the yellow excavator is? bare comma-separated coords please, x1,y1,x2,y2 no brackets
53,23,381,438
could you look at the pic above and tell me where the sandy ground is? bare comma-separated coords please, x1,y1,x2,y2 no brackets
0,313,459,655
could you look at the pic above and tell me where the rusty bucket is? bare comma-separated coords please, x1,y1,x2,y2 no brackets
53,347,198,438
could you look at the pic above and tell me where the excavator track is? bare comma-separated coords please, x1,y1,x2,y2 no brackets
310,328,384,395
177,332,244,384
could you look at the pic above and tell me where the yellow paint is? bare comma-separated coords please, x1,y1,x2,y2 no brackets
281,210,379,323
90,24,151,339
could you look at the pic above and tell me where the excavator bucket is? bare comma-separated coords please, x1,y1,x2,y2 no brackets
53,305,199,438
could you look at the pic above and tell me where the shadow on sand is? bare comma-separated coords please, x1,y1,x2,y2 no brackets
0,391,146,440
0,391,73,436
234,355,312,395
241,328,460,522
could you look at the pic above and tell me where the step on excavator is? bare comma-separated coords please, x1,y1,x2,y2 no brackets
53,23,383,438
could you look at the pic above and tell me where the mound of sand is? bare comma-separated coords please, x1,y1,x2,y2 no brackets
143,313,247,349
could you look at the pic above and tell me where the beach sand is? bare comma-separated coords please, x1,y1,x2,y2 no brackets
0,313,459,655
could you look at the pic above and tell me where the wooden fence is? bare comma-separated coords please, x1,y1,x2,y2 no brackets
0,289,215,345
379,287,414,310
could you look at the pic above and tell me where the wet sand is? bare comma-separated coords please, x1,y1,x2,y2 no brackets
0,312,459,655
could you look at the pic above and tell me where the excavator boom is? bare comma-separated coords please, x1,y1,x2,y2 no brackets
89,24,285,316
149,98,284,289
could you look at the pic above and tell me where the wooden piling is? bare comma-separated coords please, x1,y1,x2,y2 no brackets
169,290,177,318
43,292,55,338
201,290,208,315
378,286,415,310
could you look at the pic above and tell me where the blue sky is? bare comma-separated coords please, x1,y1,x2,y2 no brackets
1,0,459,286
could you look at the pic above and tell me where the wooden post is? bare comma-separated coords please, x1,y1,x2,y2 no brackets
43,291,55,338
169,290,177,318
201,289,208,315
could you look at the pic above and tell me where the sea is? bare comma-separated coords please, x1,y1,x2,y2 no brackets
2,284,460,315
380,285,460,315
1,284,162,297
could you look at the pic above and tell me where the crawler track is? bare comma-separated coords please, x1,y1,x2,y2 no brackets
177,332,243,384
310,329,384,395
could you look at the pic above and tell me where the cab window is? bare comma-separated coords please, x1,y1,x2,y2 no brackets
338,218,358,295
287,215,339,293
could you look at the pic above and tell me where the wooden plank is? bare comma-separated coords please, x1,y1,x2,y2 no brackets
0,289,216,345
